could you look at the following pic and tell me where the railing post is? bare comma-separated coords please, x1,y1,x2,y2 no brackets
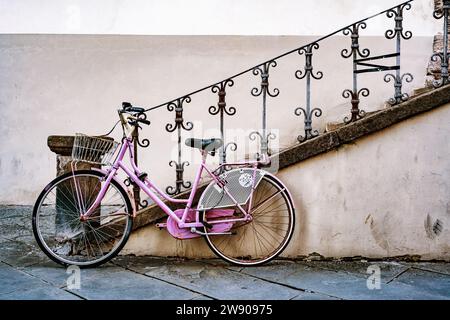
432,0,450,88
294,43,323,142
341,22,371,123
384,3,413,105
166,97,193,195
210,79,237,167
250,61,279,157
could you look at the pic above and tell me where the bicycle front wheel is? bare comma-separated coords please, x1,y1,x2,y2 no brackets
32,170,133,268
204,174,295,266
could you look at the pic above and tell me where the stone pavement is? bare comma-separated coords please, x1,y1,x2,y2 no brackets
1,206,449,300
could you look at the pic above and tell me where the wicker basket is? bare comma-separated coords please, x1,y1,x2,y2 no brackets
71,133,119,165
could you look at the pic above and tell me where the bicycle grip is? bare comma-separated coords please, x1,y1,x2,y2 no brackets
137,118,151,125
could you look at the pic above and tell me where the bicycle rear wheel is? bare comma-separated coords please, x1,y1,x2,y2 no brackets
32,170,133,268
203,174,295,266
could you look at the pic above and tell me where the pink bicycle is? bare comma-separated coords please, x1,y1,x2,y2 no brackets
32,103,295,267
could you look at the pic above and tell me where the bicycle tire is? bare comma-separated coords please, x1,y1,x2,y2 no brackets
32,169,133,268
203,174,295,266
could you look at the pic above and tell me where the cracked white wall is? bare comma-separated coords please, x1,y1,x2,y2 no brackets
0,34,432,204
0,0,440,36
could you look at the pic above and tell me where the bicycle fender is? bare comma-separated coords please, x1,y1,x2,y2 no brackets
260,171,296,211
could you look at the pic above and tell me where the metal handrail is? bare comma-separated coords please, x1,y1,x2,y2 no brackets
127,0,450,205
144,0,414,112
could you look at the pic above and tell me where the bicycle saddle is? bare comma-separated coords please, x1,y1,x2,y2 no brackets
185,138,223,152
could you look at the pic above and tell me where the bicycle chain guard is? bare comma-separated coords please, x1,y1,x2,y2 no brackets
165,208,235,240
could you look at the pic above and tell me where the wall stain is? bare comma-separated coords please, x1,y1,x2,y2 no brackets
375,144,382,160
11,157,22,173
425,214,443,239
367,212,402,253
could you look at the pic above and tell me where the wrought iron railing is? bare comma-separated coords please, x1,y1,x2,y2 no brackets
432,0,450,87
128,0,449,208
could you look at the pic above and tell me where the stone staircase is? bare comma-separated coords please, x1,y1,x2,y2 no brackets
132,83,450,231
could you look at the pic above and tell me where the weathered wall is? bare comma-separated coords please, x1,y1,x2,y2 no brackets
0,0,439,36
122,102,450,260
0,34,432,204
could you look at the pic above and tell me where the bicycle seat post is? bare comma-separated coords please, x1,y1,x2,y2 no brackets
201,150,208,163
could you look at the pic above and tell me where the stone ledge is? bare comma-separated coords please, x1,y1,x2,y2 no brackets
276,84,450,170
47,134,114,157
47,135,75,156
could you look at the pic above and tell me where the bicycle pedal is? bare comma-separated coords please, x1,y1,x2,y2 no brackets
156,222,167,229
138,172,148,181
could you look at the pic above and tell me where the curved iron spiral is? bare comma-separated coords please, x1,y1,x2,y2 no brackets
384,73,413,105
296,43,323,80
209,79,236,116
294,107,323,142
385,3,412,40
165,160,191,195
165,96,194,132
342,88,369,124
430,53,449,88
341,22,370,59
251,60,280,97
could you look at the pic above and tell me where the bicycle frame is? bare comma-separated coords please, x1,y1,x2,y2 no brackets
80,137,264,230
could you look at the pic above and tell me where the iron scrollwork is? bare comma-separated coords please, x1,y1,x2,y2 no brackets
342,88,369,124
134,112,151,148
294,43,323,142
251,60,279,157
384,73,413,105
165,96,193,195
384,2,414,105
431,0,450,88
341,22,371,59
209,79,237,165
385,3,412,40
341,22,370,123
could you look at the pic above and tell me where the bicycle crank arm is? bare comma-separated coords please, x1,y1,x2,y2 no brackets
190,227,235,236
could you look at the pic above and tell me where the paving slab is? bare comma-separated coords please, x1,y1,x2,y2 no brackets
0,284,81,300
63,265,198,300
406,262,450,276
0,262,43,295
298,261,409,283
241,262,448,300
0,261,78,299
114,256,301,300
0,239,48,267
21,261,82,288
392,268,450,298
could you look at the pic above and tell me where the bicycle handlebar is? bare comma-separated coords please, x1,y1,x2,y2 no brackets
121,102,145,114
134,117,150,125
